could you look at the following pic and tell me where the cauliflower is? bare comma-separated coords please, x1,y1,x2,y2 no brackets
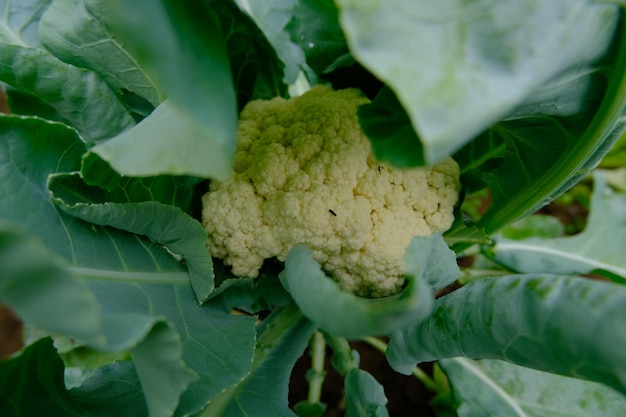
202,86,460,297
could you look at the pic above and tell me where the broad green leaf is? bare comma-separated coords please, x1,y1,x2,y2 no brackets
0,45,135,142
358,87,425,168
0,338,83,417
344,369,389,417
39,0,161,107
0,114,184,271
0,223,197,417
387,275,626,395
212,0,287,103
507,67,607,119
285,0,351,75
0,114,257,417
111,0,237,145
336,0,619,164
210,260,292,314
498,214,565,241
490,173,626,282
69,361,149,417
83,280,256,417
49,172,214,302
198,304,314,417
88,99,234,180
79,154,201,212
0,223,100,342
234,0,307,84
280,234,459,338
0,0,50,48
0,1,135,141
441,358,626,417
472,24,626,237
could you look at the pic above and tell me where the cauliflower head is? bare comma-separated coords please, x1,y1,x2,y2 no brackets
202,85,460,297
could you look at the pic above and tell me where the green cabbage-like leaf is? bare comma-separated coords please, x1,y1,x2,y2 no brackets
489,172,626,282
336,0,619,164
280,233,459,338
387,274,626,395
197,304,314,417
88,99,234,180
440,358,626,417
39,0,161,107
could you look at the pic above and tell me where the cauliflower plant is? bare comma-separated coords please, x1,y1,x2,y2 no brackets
202,86,460,297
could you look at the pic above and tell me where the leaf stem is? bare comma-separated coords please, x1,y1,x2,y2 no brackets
361,337,439,392
307,331,327,404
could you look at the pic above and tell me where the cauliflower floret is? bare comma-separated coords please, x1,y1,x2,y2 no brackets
202,85,460,297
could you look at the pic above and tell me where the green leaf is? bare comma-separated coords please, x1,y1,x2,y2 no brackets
280,234,459,338
111,0,237,142
88,99,234,180
336,0,620,164
472,23,626,237
0,222,198,417
0,114,184,271
0,0,50,48
441,358,626,417
0,1,135,141
234,0,307,84
213,0,288,103
198,304,315,417
344,369,389,417
0,223,101,344
0,338,82,417
387,274,626,395
0,114,257,416
498,214,565,241
69,361,149,417
0,44,135,142
49,172,215,302
79,154,201,212
286,0,351,75
39,0,161,107
358,87,425,168
84,280,256,417
490,173,626,282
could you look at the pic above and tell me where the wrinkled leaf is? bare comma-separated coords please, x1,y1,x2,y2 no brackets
0,223,100,343
336,0,619,163
441,358,626,417
358,87,425,167
234,0,307,84
387,274,626,395
0,224,197,417
39,0,161,107
0,114,257,416
344,369,389,417
490,173,626,282
111,0,237,145
286,0,351,75
280,234,459,338
213,0,287,103
0,1,134,141
0,114,185,272
83,280,256,417
88,99,234,180
49,172,214,302
0,45,135,142
198,304,314,417
0,338,83,417
69,361,148,417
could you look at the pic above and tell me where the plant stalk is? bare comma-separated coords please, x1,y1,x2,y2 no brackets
307,331,327,404
361,336,439,392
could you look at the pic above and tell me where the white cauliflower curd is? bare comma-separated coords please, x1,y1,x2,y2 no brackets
202,86,460,297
